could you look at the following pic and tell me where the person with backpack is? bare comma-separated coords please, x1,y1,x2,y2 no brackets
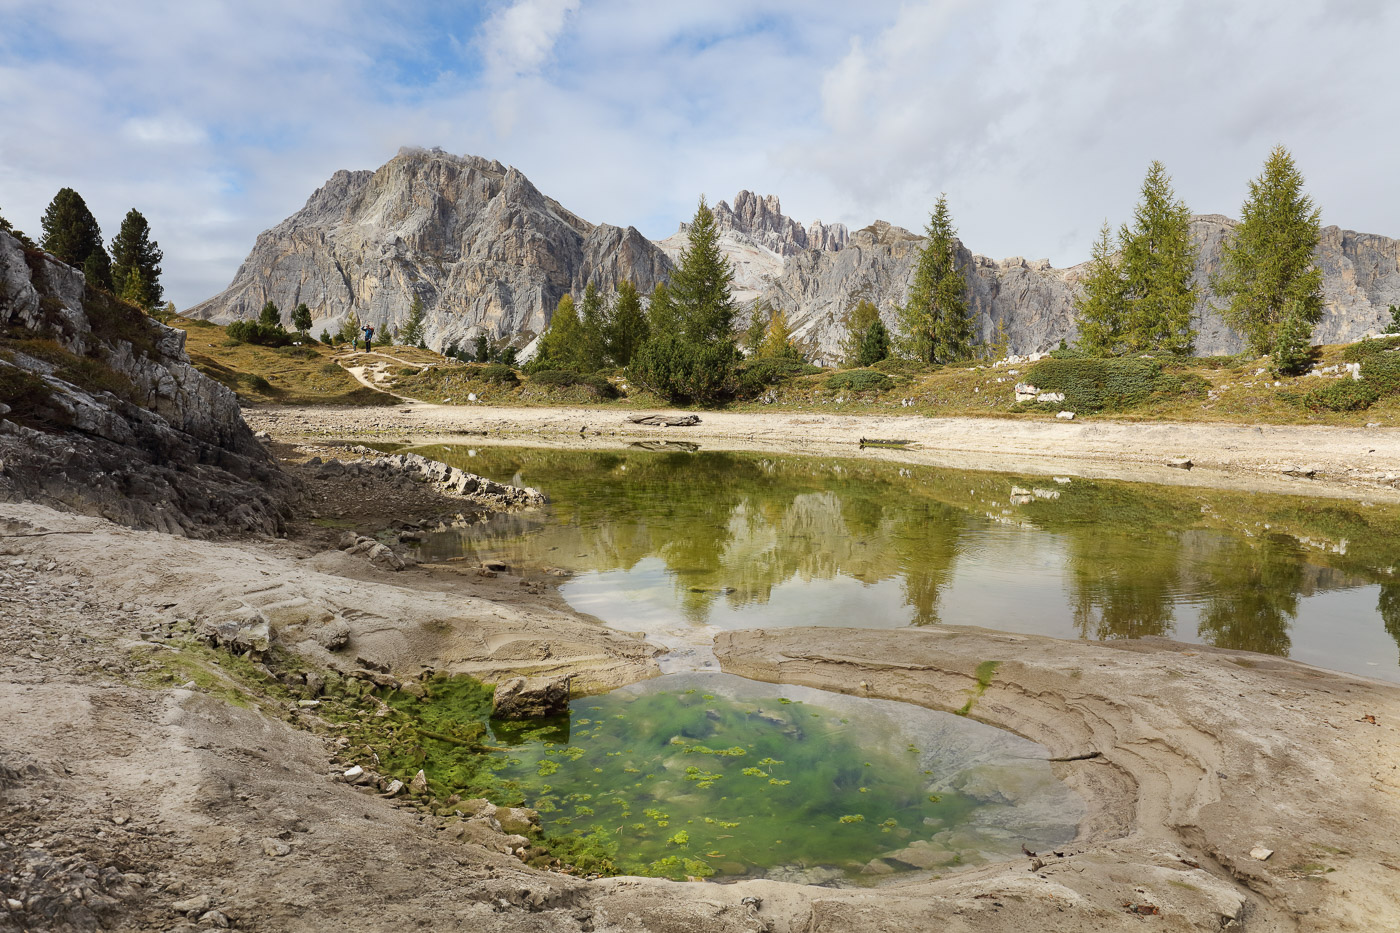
362,323,375,352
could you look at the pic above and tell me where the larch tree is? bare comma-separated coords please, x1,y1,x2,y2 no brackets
841,299,881,365
531,293,583,372
577,281,610,371
1075,222,1130,355
606,281,649,367
1119,161,1198,355
899,195,973,364
1213,145,1323,371
668,196,737,346
758,307,801,360
110,209,163,308
400,294,427,347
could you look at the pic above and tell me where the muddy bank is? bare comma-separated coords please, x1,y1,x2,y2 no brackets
246,403,1400,501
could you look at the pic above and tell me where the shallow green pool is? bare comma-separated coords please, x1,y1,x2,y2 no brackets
410,445,1400,682
489,673,1080,882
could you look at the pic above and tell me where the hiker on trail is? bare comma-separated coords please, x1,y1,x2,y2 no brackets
363,323,375,352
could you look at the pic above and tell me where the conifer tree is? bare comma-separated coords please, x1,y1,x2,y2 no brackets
110,209,163,307
291,303,313,337
841,299,881,365
40,188,104,272
82,247,114,293
577,281,609,371
856,318,891,367
606,281,649,367
1214,146,1323,368
758,307,801,360
119,268,148,308
899,195,973,364
744,300,773,356
1075,222,1130,355
669,196,737,345
259,301,282,329
1119,161,1198,354
531,294,582,372
400,294,427,346
646,282,680,339
474,334,490,362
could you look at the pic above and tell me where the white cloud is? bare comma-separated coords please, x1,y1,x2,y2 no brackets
480,0,581,82
122,116,207,146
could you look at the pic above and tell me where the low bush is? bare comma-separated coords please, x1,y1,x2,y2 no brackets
732,357,821,398
226,319,292,347
1305,378,1381,412
826,369,895,393
1362,351,1400,395
627,336,734,406
278,345,320,361
528,369,615,398
1023,357,1206,413
1341,336,1400,363
479,363,519,385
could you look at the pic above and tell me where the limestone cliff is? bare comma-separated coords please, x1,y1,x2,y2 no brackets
0,231,291,536
766,214,1400,362
657,190,848,301
189,147,672,350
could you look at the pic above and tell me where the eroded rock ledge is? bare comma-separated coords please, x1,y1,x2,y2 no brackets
714,626,1400,932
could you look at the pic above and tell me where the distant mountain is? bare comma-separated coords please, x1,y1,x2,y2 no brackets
192,148,1400,362
188,147,671,350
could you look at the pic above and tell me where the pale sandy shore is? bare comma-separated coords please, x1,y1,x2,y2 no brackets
247,402,1400,500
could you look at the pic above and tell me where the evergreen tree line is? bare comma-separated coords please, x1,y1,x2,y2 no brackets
10,188,167,311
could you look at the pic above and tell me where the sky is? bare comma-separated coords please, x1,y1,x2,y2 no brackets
1,0,1397,310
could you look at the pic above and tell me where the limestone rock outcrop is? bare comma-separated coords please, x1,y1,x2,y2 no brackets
0,230,292,536
658,190,849,301
188,147,672,352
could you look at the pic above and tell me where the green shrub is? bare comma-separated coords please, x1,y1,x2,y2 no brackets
528,369,615,398
1023,357,1205,413
627,335,735,406
319,362,341,375
480,363,519,385
733,357,821,398
1342,336,1400,363
826,370,895,393
1305,378,1380,412
226,319,292,347
278,345,319,361
1362,352,1400,395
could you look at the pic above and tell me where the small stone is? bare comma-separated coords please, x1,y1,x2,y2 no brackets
1166,457,1193,470
6,898,22,910
199,909,232,928
1056,411,1075,420
409,769,429,794
343,765,364,780
261,837,292,857
172,894,212,914
383,779,405,797
1249,846,1273,861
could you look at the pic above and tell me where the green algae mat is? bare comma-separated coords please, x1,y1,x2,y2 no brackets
359,672,1081,883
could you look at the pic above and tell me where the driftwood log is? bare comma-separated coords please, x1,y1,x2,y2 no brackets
625,413,702,427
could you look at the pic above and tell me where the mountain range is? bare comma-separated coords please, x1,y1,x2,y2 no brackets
190,147,1400,361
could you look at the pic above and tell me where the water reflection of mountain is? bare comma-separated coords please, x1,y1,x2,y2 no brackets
408,446,1400,664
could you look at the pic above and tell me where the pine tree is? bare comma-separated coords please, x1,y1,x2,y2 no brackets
1075,222,1130,355
577,281,609,371
259,301,282,329
856,319,891,367
291,303,313,337
606,281,649,367
40,188,104,271
646,282,680,339
1214,146,1323,364
1119,161,1198,355
669,196,737,345
899,195,973,364
82,246,114,293
109,209,163,307
474,334,490,362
